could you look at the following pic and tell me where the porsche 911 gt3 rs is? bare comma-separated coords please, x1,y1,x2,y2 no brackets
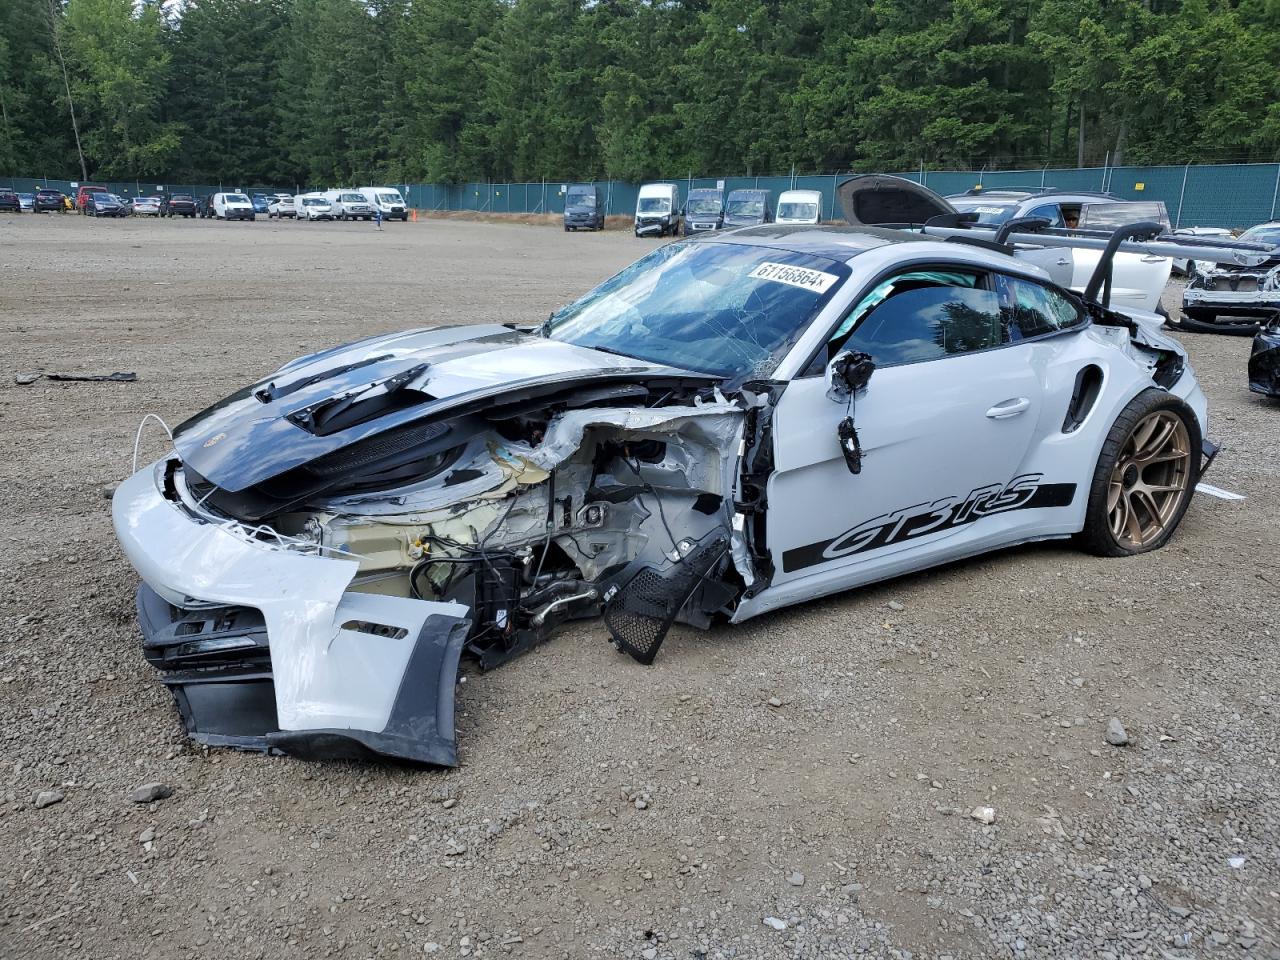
113,176,1264,766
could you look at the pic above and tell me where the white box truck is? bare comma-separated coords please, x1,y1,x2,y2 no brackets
775,189,822,225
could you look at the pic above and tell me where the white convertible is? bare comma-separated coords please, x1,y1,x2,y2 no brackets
112,176,1269,765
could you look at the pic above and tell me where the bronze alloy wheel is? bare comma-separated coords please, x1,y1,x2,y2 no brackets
1106,410,1193,549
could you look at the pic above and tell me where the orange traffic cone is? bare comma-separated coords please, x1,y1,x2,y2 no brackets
410,209,418,222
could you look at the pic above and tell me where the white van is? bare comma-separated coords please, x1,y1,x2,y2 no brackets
358,187,409,221
212,192,255,221
296,193,334,221
323,190,375,221
775,189,822,225
634,183,681,238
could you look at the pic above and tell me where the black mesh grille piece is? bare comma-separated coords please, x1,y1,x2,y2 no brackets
305,420,449,476
602,533,728,665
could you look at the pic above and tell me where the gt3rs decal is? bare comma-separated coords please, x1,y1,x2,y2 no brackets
781,474,1076,573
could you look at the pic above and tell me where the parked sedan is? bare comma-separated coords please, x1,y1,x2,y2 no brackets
0,191,20,212
17,192,34,212
250,193,272,215
131,196,163,217
113,176,1226,766
86,193,129,217
161,195,197,218
34,189,68,212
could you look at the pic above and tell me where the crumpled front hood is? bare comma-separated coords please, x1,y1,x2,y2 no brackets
173,324,706,492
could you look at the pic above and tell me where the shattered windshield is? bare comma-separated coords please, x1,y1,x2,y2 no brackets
688,198,722,216
638,198,670,213
546,241,847,380
569,192,597,207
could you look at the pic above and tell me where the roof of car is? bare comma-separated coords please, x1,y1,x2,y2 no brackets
696,224,908,260
693,223,1059,282
947,188,1121,203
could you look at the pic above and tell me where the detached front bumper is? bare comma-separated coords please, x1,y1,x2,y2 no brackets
1183,285,1280,317
112,463,471,764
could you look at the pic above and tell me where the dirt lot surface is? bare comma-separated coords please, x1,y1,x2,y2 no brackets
1,214,1278,960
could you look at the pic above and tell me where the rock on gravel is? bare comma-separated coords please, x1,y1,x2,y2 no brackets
970,806,996,825
1105,718,1130,746
33,790,64,809
128,782,173,803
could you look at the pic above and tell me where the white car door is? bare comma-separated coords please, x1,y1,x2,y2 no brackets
1069,201,1172,313
766,267,1050,587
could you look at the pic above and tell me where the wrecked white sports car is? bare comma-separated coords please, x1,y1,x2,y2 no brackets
115,176,1260,766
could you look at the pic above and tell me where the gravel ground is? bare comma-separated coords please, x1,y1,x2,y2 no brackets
1,214,1278,960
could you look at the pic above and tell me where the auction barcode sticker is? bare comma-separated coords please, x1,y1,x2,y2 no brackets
748,261,839,294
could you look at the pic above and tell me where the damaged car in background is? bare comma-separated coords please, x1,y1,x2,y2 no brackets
1249,314,1280,398
1182,221,1280,335
112,175,1276,766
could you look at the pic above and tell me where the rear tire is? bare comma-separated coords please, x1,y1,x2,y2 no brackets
1079,389,1200,557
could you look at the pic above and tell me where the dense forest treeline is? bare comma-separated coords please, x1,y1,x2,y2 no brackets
2,0,1280,186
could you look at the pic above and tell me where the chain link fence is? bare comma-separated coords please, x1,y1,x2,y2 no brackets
8,163,1280,228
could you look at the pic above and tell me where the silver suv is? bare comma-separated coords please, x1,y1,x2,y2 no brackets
943,188,1173,315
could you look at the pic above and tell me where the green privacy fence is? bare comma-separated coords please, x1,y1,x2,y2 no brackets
8,163,1280,228
404,164,1280,229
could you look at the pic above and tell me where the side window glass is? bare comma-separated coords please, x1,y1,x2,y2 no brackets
804,271,987,375
1025,203,1063,227
995,274,1084,340
840,284,1007,367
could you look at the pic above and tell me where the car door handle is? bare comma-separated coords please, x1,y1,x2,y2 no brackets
1140,255,1166,262
1055,257,1071,265
986,397,1031,419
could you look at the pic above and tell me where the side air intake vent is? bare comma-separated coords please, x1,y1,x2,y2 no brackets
1063,365,1103,433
